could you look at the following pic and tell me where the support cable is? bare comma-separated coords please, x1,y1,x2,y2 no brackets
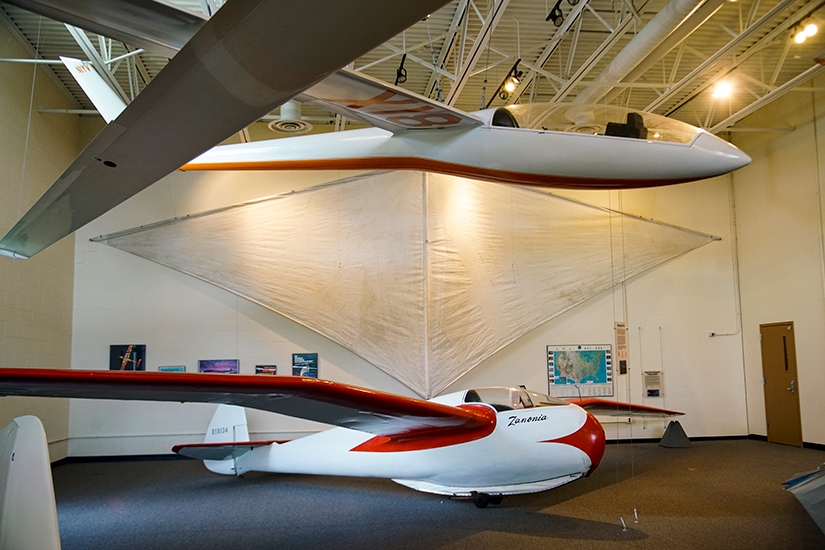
17,16,42,221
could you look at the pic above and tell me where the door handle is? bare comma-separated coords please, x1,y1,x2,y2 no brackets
787,380,796,394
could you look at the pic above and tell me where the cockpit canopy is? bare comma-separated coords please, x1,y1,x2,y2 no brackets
464,387,569,412
486,103,702,145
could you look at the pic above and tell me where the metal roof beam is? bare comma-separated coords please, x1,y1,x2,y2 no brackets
644,0,804,113
446,0,511,106
710,63,825,133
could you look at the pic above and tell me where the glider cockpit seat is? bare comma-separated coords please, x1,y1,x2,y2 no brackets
605,112,648,139
491,107,519,128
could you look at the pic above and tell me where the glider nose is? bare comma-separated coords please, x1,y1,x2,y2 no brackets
692,132,751,174
579,411,606,475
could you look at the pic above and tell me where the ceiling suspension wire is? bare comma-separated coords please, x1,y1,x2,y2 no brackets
16,16,42,221
425,18,443,102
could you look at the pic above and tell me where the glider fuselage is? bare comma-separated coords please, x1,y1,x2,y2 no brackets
184,121,750,189
208,390,606,497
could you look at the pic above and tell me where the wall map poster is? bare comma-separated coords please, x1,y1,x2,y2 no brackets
547,344,613,398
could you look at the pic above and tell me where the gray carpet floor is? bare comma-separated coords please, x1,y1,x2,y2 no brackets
53,439,825,549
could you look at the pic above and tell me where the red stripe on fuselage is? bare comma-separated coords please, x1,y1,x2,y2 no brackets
181,157,696,189
350,404,497,452
541,410,606,474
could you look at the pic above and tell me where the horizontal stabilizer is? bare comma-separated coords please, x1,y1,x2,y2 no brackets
571,398,684,418
173,440,279,461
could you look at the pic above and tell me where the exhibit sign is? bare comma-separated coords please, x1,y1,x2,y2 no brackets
614,322,628,375
255,365,277,374
109,345,145,371
198,359,239,374
292,353,318,378
158,365,185,373
547,345,613,398
644,371,663,397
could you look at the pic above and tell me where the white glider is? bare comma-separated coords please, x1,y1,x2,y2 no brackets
0,368,681,508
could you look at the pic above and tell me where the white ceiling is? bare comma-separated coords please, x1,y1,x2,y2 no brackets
1,0,823,136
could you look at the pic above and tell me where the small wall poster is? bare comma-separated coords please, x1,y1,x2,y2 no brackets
255,365,277,374
615,322,629,375
198,359,239,374
109,345,146,371
158,365,186,373
292,353,318,378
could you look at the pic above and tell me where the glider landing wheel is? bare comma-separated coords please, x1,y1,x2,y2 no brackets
489,495,503,505
474,492,490,508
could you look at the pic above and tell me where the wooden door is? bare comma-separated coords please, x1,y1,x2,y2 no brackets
760,322,802,447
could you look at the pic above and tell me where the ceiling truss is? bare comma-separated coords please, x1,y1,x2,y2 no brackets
0,0,823,137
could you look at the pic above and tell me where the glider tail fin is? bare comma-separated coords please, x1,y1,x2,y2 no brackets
60,56,127,123
203,405,249,475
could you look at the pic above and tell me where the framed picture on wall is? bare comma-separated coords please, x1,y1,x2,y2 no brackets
109,345,146,371
547,344,613,398
292,353,318,378
255,365,277,374
198,359,239,374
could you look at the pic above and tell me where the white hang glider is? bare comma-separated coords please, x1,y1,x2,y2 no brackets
0,368,681,507
0,0,750,260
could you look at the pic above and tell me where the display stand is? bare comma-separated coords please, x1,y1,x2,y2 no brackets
659,420,691,448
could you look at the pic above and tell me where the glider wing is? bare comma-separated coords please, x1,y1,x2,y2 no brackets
0,369,496,441
571,397,684,417
0,0,451,259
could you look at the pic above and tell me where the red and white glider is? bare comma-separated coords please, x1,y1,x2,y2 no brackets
0,368,681,507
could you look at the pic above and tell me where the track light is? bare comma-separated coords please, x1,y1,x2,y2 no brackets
793,21,818,44
395,53,407,86
488,59,523,107
546,0,564,27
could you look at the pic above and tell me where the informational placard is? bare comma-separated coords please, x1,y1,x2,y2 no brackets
615,322,628,375
547,344,613,398
292,353,318,378
644,370,663,397
255,365,277,374
109,344,146,371
158,365,185,373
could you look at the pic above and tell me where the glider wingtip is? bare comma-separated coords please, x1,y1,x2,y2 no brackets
0,245,29,260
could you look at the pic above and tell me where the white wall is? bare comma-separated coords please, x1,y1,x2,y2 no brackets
0,22,98,459
732,75,825,445
70,159,749,453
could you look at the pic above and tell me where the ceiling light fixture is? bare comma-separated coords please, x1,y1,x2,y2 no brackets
793,21,818,44
546,0,564,27
395,53,407,86
487,59,523,107
712,81,733,99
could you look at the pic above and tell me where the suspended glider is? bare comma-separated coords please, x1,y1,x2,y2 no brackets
0,368,681,508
